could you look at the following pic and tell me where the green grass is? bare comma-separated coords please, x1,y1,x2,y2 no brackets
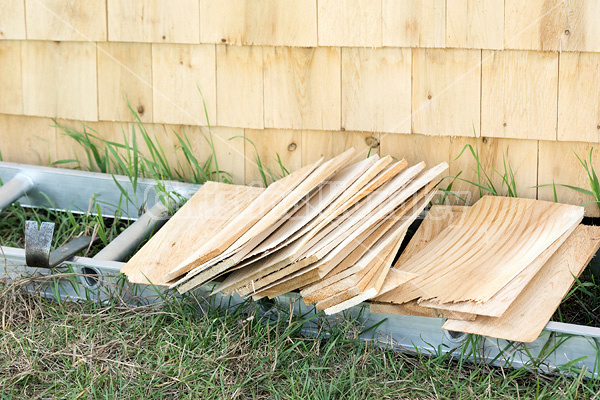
0,284,599,399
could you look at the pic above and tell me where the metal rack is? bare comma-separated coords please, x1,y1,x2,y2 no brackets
1,161,599,378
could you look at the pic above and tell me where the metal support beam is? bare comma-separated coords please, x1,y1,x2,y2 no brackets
0,174,35,211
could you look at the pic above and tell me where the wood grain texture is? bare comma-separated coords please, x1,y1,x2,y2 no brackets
318,0,382,47
302,130,379,166
481,50,558,141
0,0,26,39
412,49,481,136
97,42,153,123
383,0,446,47
558,52,600,142
26,0,107,41
22,41,98,121
370,301,477,321
216,45,263,129
538,140,600,218
0,114,56,165
121,182,264,286
151,44,216,126
0,41,23,115
107,0,200,43
444,225,600,342
244,129,301,186
446,0,504,49
419,223,578,317
377,196,583,304
342,47,411,134
380,133,451,174
264,47,341,130
448,137,539,204
200,0,317,47
505,0,600,52
166,157,326,282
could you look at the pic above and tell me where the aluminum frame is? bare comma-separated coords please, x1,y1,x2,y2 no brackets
1,161,599,378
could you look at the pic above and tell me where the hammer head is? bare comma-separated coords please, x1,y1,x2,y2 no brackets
25,221,54,269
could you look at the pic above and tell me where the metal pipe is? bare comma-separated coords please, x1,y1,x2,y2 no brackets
0,174,35,212
93,202,171,262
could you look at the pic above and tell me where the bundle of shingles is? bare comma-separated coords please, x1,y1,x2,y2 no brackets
121,148,600,343
121,148,449,315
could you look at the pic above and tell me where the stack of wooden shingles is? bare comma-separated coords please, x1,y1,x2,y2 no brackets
122,148,449,315
370,198,600,343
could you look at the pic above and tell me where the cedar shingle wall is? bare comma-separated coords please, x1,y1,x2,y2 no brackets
1,0,600,215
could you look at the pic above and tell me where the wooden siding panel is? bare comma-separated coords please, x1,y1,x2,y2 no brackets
152,44,216,126
481,50,558,140
264,47,341,130
0,114,56,165
0,41,23,115
505,0,600,52
0,0,26,39
97,42,153,123
446,0,504,50
383,0,445,48
412,49,481,136
558,52,600,142
108,0,200,43
216,45,263,129
21,41,98,121
245,129,302,185
379,133,450,172
302,130,379,166
341,47,411,133
538,140,599,217
318,0,382,47
200,0,317,47
26,0,107,41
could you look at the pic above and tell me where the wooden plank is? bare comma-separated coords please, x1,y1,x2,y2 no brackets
243,129,302,186
376,196,584,304
558,52,600,142
379,133,451,178
216,45,263,129
446,0,504,50
165,157,324,282
22,41,97,121
382,0,445,48
317,0,382,47
538,140,600,218
444,225,600,342
264,47,341,130
341,47,411,133
0,115,56,165
0,0,26,39
412,49,481,136
151,44,216,126
505,0,600,52
419,222,578,317
302,130,379,166
370,301,477,321
481,50,558,140
200,0,317,47
0,41,23,115
97,42,153,123
121,182,264,286
107,0,200,43
26,0,107,41
249,164,448,297
448,137,539,205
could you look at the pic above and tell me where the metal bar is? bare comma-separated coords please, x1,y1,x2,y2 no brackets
0,244,599,377
0,174,35,211
0,161,200,219
93,202,171,262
